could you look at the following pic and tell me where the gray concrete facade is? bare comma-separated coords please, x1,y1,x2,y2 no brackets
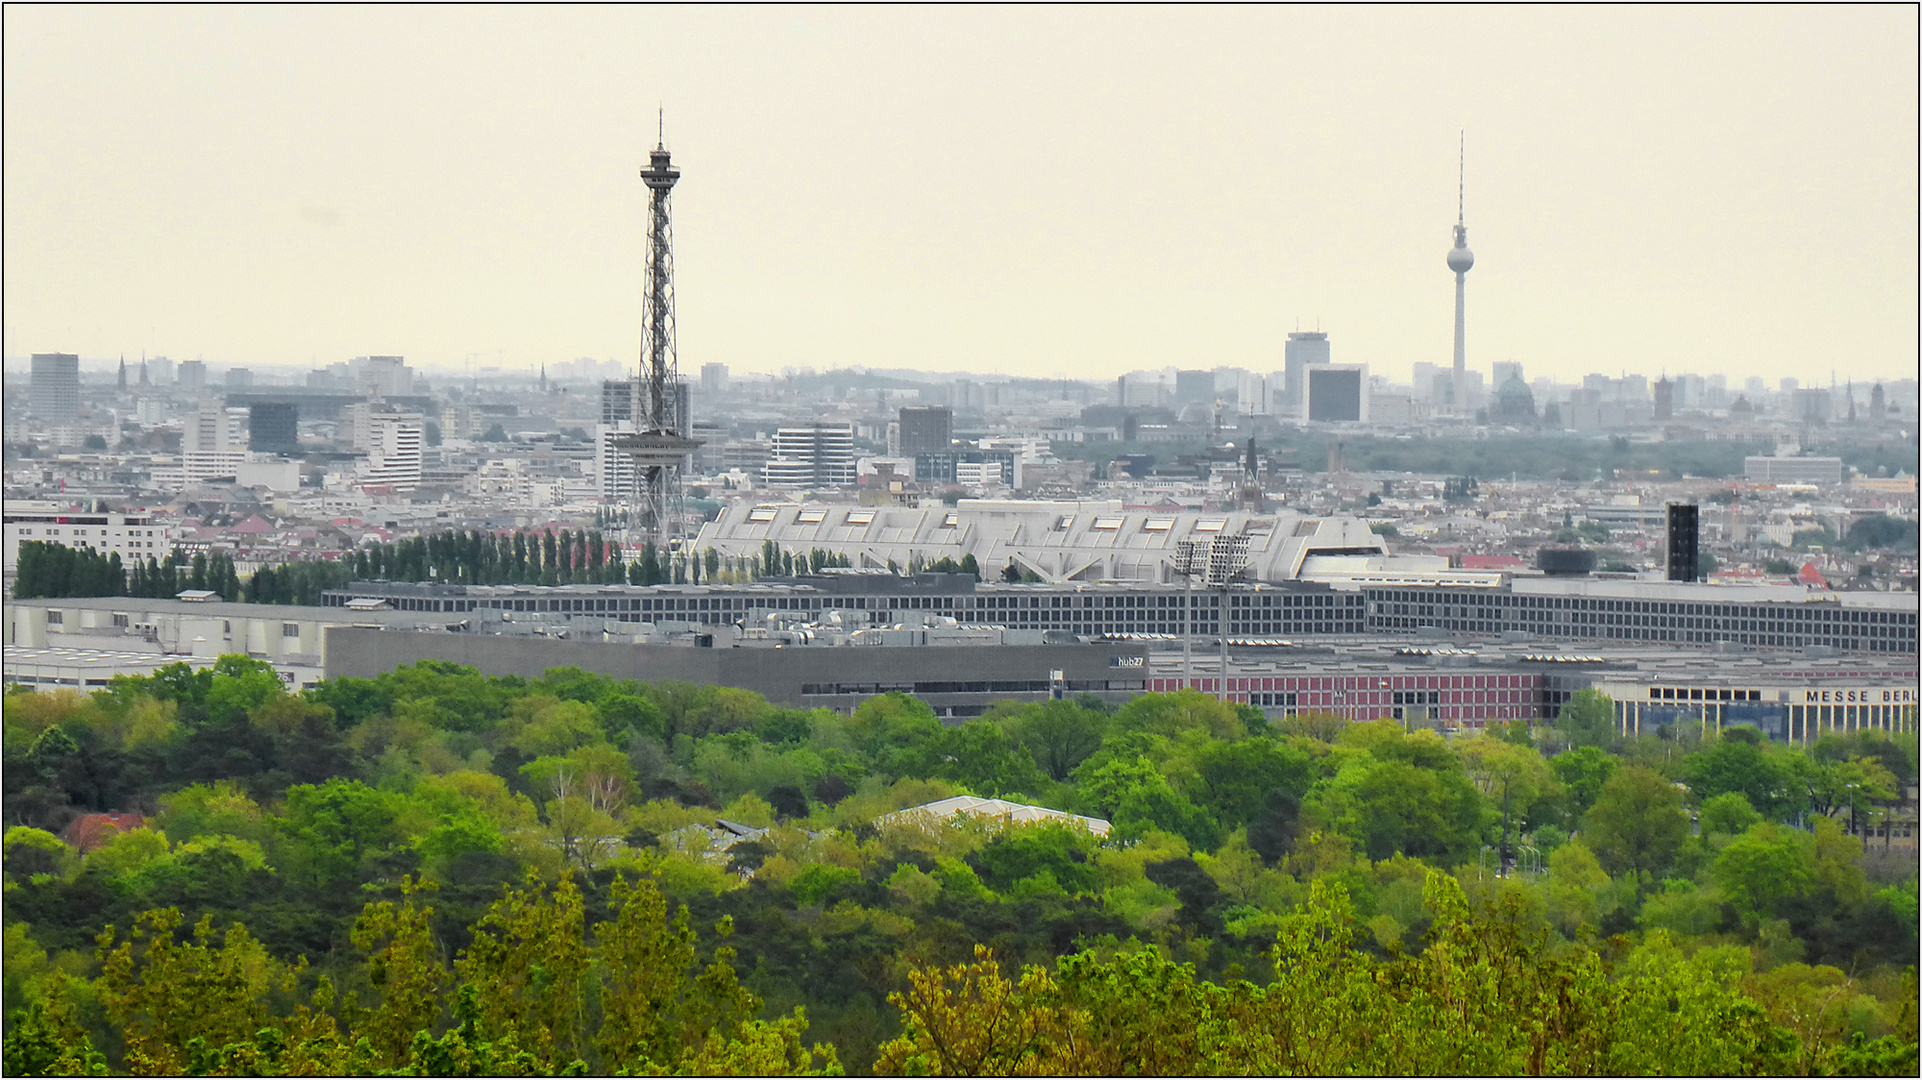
324,628,1151,717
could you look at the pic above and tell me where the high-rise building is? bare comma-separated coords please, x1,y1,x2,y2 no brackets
765,423,856,488
1779,377,1800,396
1491,361,1524,389
1237,371,1274,416
602,380,634,426
898,406,953,456
1666,504,1700,583
1174,370,1215,405
226,367,254,388
1410,361,1444,403
362,412,424,489
248,402,300,454
700,362,729,395
1446,133,1475,409
1792,388,1832,425
1303,364,1369,423
598,426,639,501
148,356,175,385
356,356,412,397
183,401,239,454
176,360,207,392
1745,376,1767,397
29,353,80,421
1283,332,1331,412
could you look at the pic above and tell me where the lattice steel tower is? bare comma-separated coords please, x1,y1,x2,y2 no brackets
616,120,702,555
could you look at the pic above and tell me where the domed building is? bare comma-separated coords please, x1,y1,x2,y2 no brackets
1490,373,1536,425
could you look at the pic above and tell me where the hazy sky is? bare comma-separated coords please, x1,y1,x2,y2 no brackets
5,6,1916,385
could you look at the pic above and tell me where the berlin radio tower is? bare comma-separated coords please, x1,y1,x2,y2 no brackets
617,112,702,556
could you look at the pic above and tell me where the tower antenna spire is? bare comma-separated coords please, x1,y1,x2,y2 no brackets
1457,129,1465,225
657,106,664,148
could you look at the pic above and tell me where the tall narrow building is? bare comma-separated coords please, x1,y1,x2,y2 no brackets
30,353,80,421
1446,133,1475,409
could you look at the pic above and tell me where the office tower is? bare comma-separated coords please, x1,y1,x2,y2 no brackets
1283,331,1331,411
1303,364,1369,423
1491,361,1524,390
183,401,235,454
363,412,424,489
1236,371,1273,416
248,402,300,454
1870,384,1886,423
1114,375,1127,407
148,356,175,385
1779,377,1799,396
598,426,639,501
700,362,729,395
356,356,412,397
602,380,634,426
898,406,953,456
177,359,206,391
1174,370,1214,405
610,127,702,549
1410,361,1443,403
1792,388,1832,425
670,379,691,439
1705,374,1728,410
765,423,856,488
1666,504,1700,583
225,367,253,388
29,353,80,421
1745,376,1766,397
1445,133,1475,408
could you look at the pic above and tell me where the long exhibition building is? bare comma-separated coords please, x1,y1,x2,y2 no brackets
318,569,1919,656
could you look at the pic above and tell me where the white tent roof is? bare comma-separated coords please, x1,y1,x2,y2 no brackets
883,795,1111,837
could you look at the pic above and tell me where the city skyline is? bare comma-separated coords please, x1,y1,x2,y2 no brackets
5,7,1916,385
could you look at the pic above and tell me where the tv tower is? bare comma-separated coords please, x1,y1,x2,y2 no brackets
1446,131,1475,409
615,114,702,556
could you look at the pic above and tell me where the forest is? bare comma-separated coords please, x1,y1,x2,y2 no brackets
2,657,1916,1076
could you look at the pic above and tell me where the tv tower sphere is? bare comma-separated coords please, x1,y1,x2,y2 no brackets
1447,230,1474,273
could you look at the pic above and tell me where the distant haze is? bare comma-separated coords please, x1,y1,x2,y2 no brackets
4,6,1915,384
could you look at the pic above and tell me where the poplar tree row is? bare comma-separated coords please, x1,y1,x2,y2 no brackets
10,544,250,603
10,542,125,600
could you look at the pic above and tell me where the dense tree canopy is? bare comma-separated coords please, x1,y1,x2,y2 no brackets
2,658,1915,1076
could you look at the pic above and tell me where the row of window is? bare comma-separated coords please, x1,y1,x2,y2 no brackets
799,679,1144,696
1649,687,1765,702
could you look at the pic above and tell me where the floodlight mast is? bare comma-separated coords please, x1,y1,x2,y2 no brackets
1172,535,1252,702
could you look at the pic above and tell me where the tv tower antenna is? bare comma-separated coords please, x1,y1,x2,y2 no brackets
613,115,702,559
